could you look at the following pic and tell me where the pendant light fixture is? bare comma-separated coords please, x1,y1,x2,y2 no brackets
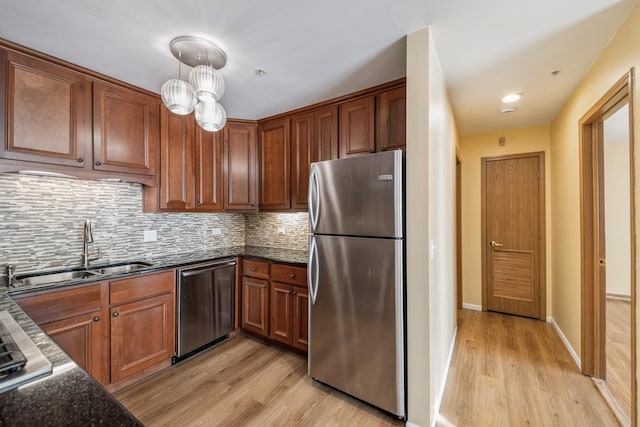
161,36,228,132
160,51,196,115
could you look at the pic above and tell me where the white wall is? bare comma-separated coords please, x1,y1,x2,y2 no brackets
406,27,458,427
604,104,632,297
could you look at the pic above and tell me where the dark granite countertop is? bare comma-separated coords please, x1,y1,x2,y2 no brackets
0,245,307,426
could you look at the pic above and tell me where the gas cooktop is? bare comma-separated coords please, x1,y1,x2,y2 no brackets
0,311,51,393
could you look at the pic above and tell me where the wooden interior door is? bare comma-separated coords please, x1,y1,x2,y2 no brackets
482,152,545,319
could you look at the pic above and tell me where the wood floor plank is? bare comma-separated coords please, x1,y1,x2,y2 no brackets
606,298,631,419
116,335,403,426
439,309,620,426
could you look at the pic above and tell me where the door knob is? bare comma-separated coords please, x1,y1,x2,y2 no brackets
490,240,504,247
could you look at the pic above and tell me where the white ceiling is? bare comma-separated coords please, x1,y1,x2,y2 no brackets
0,0,636,136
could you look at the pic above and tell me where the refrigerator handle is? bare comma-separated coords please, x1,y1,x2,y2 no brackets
308,167,320,231
308,237,319,305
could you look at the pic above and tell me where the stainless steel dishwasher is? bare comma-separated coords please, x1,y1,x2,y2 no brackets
175,258,236,362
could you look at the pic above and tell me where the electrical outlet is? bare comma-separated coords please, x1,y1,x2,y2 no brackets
212,228,222,236
277,227,285,235
144,230,157,242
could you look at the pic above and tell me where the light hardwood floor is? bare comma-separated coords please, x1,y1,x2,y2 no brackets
438,309,620,426
606,298,632,420
115,336,404,427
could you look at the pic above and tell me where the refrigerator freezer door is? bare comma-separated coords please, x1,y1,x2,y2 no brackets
309,150,403,238
308,234,405,417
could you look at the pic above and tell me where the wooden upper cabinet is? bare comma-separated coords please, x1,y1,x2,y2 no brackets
159,108,195,210
339,96,375,158
314,105,338,162
0,49,91,167
376,86,406,152
223,122,258,211
291,112,313,210
259,118,291,211
92,81,159,176
195,126,223,211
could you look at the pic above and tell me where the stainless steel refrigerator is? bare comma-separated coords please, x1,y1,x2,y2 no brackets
307,150,405,419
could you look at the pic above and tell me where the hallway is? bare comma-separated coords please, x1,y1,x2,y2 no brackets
439,309,620,426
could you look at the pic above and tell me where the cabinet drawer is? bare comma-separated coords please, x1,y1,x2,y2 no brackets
109,270,175,305
14,283,104,325
243,260,269,279
270,264,307,287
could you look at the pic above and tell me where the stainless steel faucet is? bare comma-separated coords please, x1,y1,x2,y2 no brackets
5,265,16,287
82,219,100,268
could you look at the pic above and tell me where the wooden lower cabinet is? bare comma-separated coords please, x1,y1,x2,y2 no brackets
269,282,308,351
110,292,175,383
241,276,269,336
13,282,110,386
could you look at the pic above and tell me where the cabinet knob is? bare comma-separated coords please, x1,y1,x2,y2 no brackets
197,202,202,206
77,157,84,163
95,161,102,167
251,267,257,272
289,273,295,279
93,316,100,322
187,202,192,207
112,312,119,318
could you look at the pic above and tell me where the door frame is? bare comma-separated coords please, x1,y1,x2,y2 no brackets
456,148,463,309
579,69,636,424
481,151,546,320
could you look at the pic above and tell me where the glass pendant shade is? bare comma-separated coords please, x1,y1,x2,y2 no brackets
195,100,227,132
189,65,225,102
161,78,197,115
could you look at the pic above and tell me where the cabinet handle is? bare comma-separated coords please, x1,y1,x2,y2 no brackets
93,316,100,322
95,161,102,167
289,273,295,279
251,267,257,272
77,157,84,163
112,312,119,318
289,290,297,295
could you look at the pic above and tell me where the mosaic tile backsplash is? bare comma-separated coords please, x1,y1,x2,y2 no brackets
0,173,310,282
245,213,309,251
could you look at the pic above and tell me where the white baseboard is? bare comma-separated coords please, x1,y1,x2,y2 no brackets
549,317,581,370
431,326,458,427
406,422,422,427
462,303,481,311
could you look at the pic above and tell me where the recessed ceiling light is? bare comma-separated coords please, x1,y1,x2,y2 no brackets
255,68,267,76
550,70,561,77
500,107,516,115
502,93,521,103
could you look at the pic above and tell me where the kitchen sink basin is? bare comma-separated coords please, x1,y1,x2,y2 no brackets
89,262,151,275
16,270,101,286
14,262,152,286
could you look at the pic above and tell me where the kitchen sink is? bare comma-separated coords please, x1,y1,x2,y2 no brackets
16,270,101,286
13,262,152,286
89,262,151,275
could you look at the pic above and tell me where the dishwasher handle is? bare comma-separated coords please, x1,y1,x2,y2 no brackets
179,260,237,278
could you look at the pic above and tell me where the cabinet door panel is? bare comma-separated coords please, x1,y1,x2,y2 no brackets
269,282,292,345
376,87,406,152
223,123,258,211
291,112,313,210
42,311,108,385
259,118,291,211
93,81,158,176
160,107,195,210
314,105,338,162
195,127,223,211
0,50,91,167
241,276,268,336
339,96,375,158
292,285,308,351
110,292,175,383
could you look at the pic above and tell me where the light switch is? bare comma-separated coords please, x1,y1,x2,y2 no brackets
144,230,157,242
430,239,437,260
212,228,222,236
278,227,285,235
